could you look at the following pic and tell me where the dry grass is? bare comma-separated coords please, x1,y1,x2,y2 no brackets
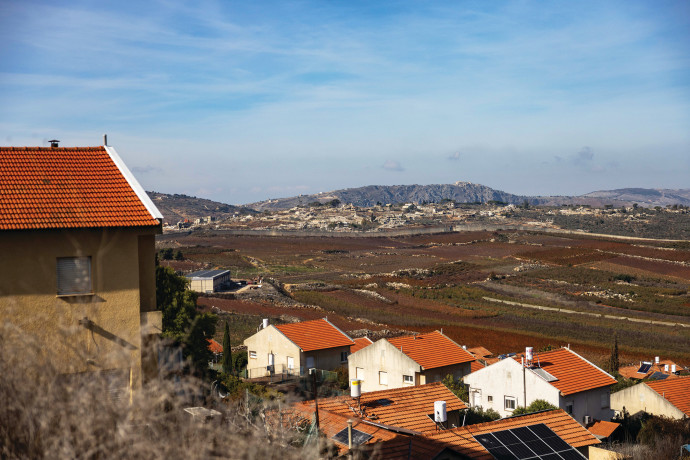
0,323,319,460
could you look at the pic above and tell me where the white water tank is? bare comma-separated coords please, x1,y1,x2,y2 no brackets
526,347,533,363
655,356,660,364
672,364,677,373
262,318,269,329
665,364,669,372
434,401,447,423
351,380,361,398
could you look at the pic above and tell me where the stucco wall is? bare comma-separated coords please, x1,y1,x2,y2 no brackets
610,383,685,419
348,339,422,393
422,362,472,384
464,358,560,418
560,387,613,425
0,227,158,390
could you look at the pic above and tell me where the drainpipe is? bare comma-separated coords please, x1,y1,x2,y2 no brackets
522,357,527,409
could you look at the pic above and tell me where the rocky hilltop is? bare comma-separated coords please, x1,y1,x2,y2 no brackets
147,192,257,225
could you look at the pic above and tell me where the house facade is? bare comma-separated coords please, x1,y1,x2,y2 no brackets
610,376,690,419
464,347,616,425
348,331,475,393
187,269,231,293
0,144,163,395
243,318,353,377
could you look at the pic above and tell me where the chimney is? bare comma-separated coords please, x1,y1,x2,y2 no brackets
49,139,59,148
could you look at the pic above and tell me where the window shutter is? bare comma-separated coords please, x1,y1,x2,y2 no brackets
57,257,92,295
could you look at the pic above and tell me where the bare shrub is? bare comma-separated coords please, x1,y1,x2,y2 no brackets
0,323,318,459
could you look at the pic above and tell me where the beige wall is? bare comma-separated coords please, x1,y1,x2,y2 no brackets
0,226,159,390
422,362,472,384
589,446,627,460
610,383,685,419
348,339,422,393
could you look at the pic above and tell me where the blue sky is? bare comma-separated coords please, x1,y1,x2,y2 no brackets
1,0,688,204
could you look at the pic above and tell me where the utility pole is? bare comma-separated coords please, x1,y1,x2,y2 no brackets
312,370,320,433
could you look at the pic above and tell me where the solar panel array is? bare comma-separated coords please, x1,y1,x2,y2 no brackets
474,423,587,460
332,427,373,447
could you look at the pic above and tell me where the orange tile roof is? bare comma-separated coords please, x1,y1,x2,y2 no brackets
618,360,681,380
351,337,373,354
426,409,600,459
646,376,690,416
207,339,223,354
470,360,486,373
275,318,353,352
388,331,475,370
467,346,493,359
526,348,616,396
586,420,620,438
297,382,467,434
0,146,161,230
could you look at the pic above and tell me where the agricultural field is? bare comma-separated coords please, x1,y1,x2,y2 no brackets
157,229,690,369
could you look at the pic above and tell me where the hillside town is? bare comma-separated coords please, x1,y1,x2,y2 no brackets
2,142,689,459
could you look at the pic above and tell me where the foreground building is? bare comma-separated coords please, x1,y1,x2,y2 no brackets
348,331,475,393
0,143,163,396
464,347,616,425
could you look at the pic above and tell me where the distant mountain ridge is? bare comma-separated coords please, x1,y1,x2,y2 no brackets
147,191,257,224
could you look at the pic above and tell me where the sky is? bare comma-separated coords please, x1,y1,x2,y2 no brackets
1,0,689,205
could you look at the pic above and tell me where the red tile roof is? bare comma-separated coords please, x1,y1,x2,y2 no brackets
526,348,616,396
619,360,681,380
297,382,467,434
351,337,373,354
646,376,690,416
388,331,475,370
586,420,620,439
425,409,599,459
0,146,161,230
467,346,493,359
275,318,353,352
470,360,486,373
207,339,223,354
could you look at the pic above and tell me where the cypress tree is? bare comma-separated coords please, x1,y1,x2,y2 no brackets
609,333,619,375
222,321,232,374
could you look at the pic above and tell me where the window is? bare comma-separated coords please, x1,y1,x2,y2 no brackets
249,351,257,359
487,396,493,403
57,256,92,295
565,402,574,414
403,375,414,385
601,392,609,408
504,396,517,411
379,371,388,386
356,367,364,379
341,351,349,363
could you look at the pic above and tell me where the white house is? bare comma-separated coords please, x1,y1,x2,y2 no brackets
463,347,616,425
348,331,475,393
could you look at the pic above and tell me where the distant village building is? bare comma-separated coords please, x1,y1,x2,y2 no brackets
186,269,232,293
611,376,690,419
0,143,163,396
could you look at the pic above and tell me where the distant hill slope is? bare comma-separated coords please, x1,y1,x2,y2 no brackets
248,182,528,211
580,188,690,207
247,183,690,211
147,192,257,225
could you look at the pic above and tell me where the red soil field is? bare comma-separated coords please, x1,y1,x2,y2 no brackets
593,256,690,281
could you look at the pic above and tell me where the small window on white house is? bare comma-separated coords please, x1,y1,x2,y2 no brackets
487,396,493,403
356,367,364,379
379,371,388,386
341,351,349,363
504,396,517,411
403,375,414,385
249,351,257,359
57,257,92,295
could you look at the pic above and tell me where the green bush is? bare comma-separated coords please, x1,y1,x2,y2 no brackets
511,399,558,416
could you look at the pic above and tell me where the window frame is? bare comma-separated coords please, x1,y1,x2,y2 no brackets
249,351,257,359
56,256,93,296
403,374,414,385
487,395,493,403
504,396,517,411
378,371,388,386
340,351,349,363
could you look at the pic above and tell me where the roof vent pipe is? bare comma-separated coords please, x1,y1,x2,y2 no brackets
103,134,108,146
49,139,59,148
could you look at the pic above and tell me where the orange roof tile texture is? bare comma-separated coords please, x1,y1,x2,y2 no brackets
0,147,160,230
275,318,353,352
586,420,620,438
388,331,475,370
528,348,616,395
351,337,373,354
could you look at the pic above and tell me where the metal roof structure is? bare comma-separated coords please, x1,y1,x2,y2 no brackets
187,269,230,279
